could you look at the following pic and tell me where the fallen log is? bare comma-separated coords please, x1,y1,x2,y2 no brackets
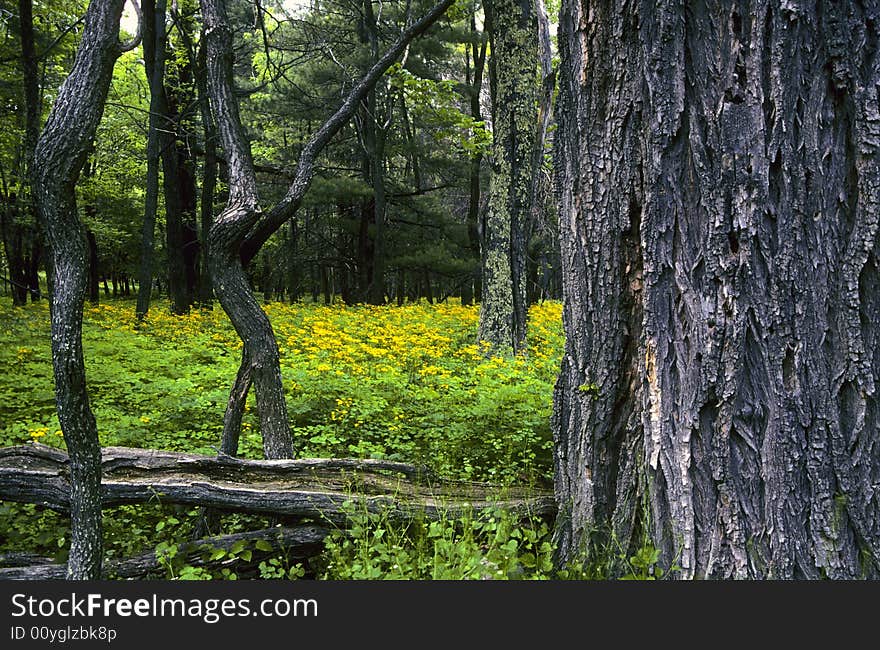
0,552,56,568
0,443,556,524
0,524,329,580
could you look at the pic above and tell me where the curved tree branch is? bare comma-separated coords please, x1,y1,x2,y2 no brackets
239,0,456,265
118,0,143,52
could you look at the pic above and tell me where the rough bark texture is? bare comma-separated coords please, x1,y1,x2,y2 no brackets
479,0,537,354
31,0,129,580
201,0,294,459
553,0,880,579
0,444,555,524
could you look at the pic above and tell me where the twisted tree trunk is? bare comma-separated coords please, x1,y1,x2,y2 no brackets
200,0,455,459
553,0,880,579
32,0,136,579
201,0,293,459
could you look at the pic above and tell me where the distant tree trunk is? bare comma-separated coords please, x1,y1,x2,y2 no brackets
479,0,537,354
33,0,133,580
19,0,43,304
286,219,298,302
195,33,217,307
26,236,42,301
462,13,487,308
162,142,188,315
136,0,168,320
553,0,880,579
364,0,388,306
321,265,331,305
86,230,99,304
166,21,198,315
0,201,28,307
526,0,555,307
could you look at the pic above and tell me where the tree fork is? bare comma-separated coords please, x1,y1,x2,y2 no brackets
200,0,455,459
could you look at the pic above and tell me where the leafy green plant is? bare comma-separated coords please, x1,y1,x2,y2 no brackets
319,500,555,580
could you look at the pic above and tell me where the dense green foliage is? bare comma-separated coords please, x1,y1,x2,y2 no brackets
0,298,562,481
0,297,574,577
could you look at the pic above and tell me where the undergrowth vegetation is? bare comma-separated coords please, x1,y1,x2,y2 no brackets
0,298,671,579
0,298,584,579
1,299,562,483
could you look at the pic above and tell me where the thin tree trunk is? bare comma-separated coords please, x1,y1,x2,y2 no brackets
136,0,167,320
463,14,487,308
196,34,217,307
33,0,134,580
86,230,99,304
553,0,880,579
19,0,43,304
0,203,28,307
287,219,298,302
526,0,555,307
364,0,388,306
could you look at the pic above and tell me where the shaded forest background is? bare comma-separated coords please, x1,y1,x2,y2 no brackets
0,0,560,312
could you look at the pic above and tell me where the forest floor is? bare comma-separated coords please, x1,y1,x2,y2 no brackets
0,297,576,579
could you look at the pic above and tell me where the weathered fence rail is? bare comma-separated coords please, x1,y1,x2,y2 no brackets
0,443,556,579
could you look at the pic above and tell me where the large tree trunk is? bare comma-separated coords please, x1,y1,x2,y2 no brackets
553,0,880,579
479,0,537,354
32,0,132,580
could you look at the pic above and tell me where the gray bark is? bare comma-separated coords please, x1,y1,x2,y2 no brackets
201,0,294,459
32,0,133,580
0,444,555,524
479,0,538,354
553,0,880,579
200,0,454,460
